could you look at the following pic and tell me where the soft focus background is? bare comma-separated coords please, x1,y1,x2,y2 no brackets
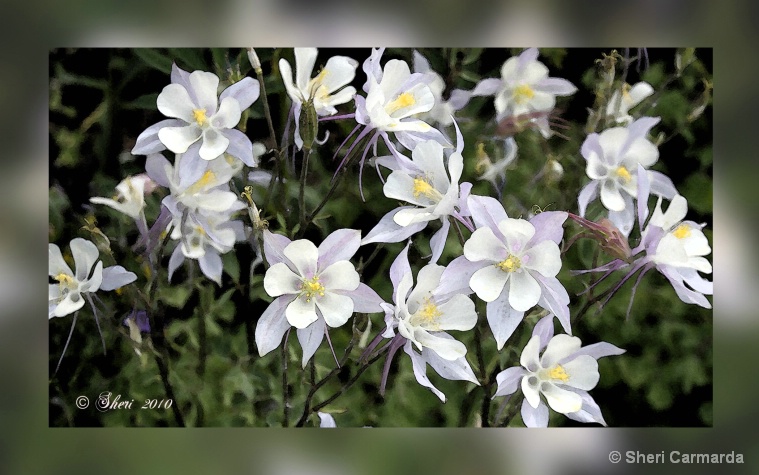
2,0,757,473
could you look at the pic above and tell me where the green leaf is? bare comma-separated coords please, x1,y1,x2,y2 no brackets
158,286,192,308
133,49,173,74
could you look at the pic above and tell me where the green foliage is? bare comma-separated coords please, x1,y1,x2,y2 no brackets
49,48,712,427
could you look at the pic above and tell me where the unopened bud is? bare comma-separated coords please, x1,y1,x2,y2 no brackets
247,48,262,73
544,159,564,183
299,99,319,151
568,214,632,261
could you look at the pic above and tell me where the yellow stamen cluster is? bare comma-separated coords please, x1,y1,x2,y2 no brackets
301,276,325,303
496,255,521,273
615,166,632,183
673,224,692,240
547,364,570,382
386,92,416,114
193,108,208,126
186,170,217,194
412,177,436,199
416,298,442,323
512,84,535,104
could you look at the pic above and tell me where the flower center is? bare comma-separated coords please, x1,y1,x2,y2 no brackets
412,177,442,201
416,298,442,323
512,84,535,104
541,364,570,383
301,276,325,303
386,92,416,114
673,223,691,239
615,166,632,183
186,170,217,194
193,108,208,127
54,273,77,292
496,254,521,273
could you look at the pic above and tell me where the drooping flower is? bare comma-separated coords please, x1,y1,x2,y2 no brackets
89,174,156,220
256,229,384,367
578,116,676,236
493,315,625,427
606,81,654,125
49,238,137,319
132,64,260,186
361,122,473,263
573,166,712,313
435,195,570,349
279,48,358,150
377,243,479,402
472,48,576,137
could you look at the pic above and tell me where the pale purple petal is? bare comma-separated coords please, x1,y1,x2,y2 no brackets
486,289,525,350
318,229,361,270
219,77,260,110
648,170,677,200
361,207,428,245
637,163,650,228
199,250,223,285
337,283,384,313
528,211,567,246
471,78,503,97
564,389,607,426
404,342,446,402
225,128,255,166
619,116,660,158
168,245,184,282
423,342,479,384
563,342,625,362
521,399,549,428
100,266,137,291
145,153,173,188
429,218,450,264
534,274,571,335
297,317,326,368
177,143,207,187
448,89,472,110
467,195,509,239
581,133,606,165
159,125,201,154
255,295,295,356
433,256,486,300
132,119,183,155
263,230,292,267
389,241,412,291
532,314,556,349
533,77,577,95
493,366,526,397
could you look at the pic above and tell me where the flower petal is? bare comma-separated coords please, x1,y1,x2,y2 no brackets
414,328,467,360
434,294,477,331
156,84,195,122
219,77,260,110
255,295,295,356
464,227,507,263
297,316,325,367
294,47,318,91
100,266,137,291
49,244,73,278
188,70,220,114
199,250,223,285
521,399,549,428
315,291,354,327
283,239,318,278
470,265,509,303
507,270,541,311
264,262,301,297
403,342,446,402
317,229,361,270
285,296,318,329
494,366,527,397
561,355,600,390
486,290,525,350
423,342,479,384
600,180,626,212
540,334,582,368
132,119,184,155
70,238,99,282
199,128,230,160
338,283,384,313
159,125,201,154
522,240,561,277
212,96,242,129
541,383,583,414
320,261,360,291
53,291,86,318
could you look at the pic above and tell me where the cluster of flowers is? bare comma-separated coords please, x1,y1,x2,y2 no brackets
49,48,711,427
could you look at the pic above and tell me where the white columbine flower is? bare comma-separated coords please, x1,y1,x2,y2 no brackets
578,116,676,236
606,81,654,125
257,229,384,367
493,315,625,427
472,48,576,137
379,243,479,402
49,238,137,318
132,64,260,186
280,48,358,149
435,195,570,349
90,174,155,220
362,122,472,263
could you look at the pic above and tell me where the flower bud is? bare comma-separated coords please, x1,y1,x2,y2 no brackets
247,48,262,73
568,214,632,261
299,99,319,151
